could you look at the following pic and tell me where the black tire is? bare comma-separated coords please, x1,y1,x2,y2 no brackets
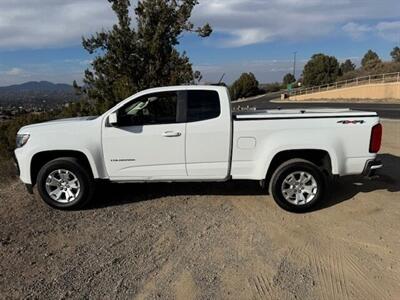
269,159,326,213
36,157,94,210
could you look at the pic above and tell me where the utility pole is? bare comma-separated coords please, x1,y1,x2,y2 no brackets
293,51,297,79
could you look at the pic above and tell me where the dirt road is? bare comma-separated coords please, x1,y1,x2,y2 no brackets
1,120,399,299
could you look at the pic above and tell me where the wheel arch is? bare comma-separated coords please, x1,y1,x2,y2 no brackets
30,150,98,186
264,149,335,187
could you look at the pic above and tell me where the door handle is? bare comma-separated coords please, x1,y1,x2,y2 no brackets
162,131,181,137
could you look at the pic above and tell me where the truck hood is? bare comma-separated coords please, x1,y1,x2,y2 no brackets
47,116,98,123
18,116,99,133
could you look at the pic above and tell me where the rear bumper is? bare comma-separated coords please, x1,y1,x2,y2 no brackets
362,159,383,177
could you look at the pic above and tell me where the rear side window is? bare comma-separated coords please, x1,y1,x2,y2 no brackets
187,90,221,122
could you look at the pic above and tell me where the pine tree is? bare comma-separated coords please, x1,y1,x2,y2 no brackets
340,59,356,74
361,50,382,70
230,73,260,100
80,0,212,113
390,46,400,63
283,73,296,86
302,53,340,86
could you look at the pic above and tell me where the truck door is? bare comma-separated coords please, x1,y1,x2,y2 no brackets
102,91,187,180
185,89,231,179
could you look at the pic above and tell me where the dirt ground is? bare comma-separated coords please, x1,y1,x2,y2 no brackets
1,120,399,299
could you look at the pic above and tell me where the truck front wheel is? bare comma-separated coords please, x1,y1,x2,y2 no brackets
269,159,325,212
36,157,94,210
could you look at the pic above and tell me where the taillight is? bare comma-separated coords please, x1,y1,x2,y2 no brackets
369,123,382,153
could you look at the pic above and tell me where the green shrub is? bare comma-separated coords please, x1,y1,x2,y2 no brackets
302,53,340,87
282,73,296,86
259,82,282,93
230,72,261,100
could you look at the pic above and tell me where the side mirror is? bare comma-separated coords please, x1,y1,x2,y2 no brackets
109,112,118,126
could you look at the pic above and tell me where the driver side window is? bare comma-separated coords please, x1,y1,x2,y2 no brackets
117,92,178,127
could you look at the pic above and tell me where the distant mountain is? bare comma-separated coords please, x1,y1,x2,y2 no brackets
0,81,82,107
0,81,73,93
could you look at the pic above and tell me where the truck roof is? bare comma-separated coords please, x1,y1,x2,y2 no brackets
137,85,227,94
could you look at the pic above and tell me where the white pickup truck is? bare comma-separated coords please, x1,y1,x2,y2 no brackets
14,85,382,212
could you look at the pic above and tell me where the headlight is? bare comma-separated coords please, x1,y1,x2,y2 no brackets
16,134,30,148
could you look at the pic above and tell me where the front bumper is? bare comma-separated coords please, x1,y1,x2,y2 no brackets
14,150,33,194
14,148,32,185
362,159,383,177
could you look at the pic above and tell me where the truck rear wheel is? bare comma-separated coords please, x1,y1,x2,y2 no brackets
269,159,325,212
36,157,94,210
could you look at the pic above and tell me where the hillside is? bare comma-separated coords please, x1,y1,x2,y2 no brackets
0,81,81,107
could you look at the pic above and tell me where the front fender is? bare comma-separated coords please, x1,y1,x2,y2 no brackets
15,146,106,185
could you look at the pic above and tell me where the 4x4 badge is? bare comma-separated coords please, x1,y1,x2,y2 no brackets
337,120,365,124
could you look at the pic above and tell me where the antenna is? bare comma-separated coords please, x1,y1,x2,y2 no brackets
218,73,226,85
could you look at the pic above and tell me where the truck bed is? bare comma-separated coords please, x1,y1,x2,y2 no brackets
233,108,377,120
231,107,380,179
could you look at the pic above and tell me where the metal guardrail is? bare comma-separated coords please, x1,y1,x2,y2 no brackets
289,72,400,96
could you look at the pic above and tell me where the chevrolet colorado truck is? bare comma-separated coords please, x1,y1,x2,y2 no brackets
14,85,382,212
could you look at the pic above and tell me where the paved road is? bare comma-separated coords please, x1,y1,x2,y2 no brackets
233,94,400,119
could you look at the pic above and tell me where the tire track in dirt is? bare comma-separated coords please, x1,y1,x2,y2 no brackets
229,195,398,300
344,254,389,299
297,240,390,300
248,274,275,299
324,246,350,300
278,241,352,300
332,246,350,299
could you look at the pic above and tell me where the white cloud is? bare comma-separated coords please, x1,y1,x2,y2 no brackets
0,60,87,86
342,22,373,40
224,29,273,47
0,67,30,85
376,21,400,42
79,59,93,66
343,21,400,42
0,0,115,49
192,0,400,47
5,67,25,76
0,0,399,50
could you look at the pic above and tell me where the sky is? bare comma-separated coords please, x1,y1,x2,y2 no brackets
0,0,399,86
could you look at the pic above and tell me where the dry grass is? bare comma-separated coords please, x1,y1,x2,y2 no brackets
0,159,17,184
